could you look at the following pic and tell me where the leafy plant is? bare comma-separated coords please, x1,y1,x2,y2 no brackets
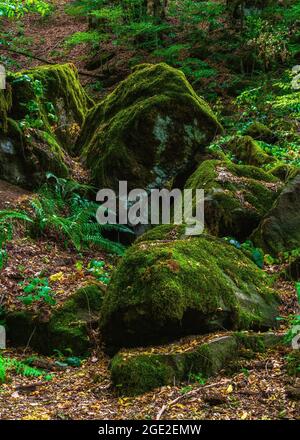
0,354,52,385
18,276,56,306
188,372,206,385
87,259,110,284
30,173,132,255
0,0,51,18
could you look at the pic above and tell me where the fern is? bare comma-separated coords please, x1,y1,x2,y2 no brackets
0,355,50,384
30,175,132,255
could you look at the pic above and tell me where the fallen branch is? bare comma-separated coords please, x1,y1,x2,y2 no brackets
0,45,105,79
15,381,47,392
156,378,231,420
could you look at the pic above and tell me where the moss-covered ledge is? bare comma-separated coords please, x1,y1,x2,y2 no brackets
110,332,284,396
4,283,104,356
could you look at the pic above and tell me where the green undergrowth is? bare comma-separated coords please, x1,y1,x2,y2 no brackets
0,354,52,385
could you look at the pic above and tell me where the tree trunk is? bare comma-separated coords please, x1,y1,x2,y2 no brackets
147,0,168,19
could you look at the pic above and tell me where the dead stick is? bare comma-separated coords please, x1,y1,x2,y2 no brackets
156,378,231,420
15,381,46,392
0,45,104,79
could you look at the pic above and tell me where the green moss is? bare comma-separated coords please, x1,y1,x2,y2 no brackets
185,159,281,240
225,135,276,167
110,354,177,395
100,235,279,353
70,283,105,311
9,63,93,150
269,163,299,182
135,224,187,244
110,332,283,395
286,350,300,376
0,63,92,187
5,284,104,355
47,283,104,354
0,87,12,133
244,122,277,144
0,119,69,187
251,172,300,255
77,63,222,190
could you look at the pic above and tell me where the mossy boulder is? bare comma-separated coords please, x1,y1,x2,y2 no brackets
77,63,222,191
0,64,92,188
244,122,277,144
5,283,104,355
110,332,283,395
100,235,280,354
252,172,300,256
185,159,282,241
225,135,276,167
8,63,93,150
269,163,299,182
135,224,187,244
0,119,69,187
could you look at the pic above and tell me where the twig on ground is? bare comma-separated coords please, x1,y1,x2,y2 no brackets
156,378,231,420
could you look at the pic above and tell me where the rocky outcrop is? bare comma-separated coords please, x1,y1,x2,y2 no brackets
185,159,282,241
77,63,222,191
100,234,280,354
252,172,300,255
0,64,93,188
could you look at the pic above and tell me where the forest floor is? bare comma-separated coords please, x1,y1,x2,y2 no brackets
0,181,298,420
0,338,299,420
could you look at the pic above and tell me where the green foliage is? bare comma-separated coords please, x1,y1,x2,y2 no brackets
188,372,206,385
0,354,51,385
30,173,131,255
225,238,265,269
18,276,56,306
65,31,108,48
0,0,51,18
234,66,300,168
87,259,110,285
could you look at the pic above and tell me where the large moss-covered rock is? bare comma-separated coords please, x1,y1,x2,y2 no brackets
8,63,93,149
100,235,279,353
252,172,300,256
225,135,276,167
244,122,277,144
185,159,282,241
0,120,69,187
110,332,283,395
269,162,299,183
5,283,104,355
0,64,92,188
77,63,222,190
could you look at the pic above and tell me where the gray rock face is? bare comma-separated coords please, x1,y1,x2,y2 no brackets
252,172,300,255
